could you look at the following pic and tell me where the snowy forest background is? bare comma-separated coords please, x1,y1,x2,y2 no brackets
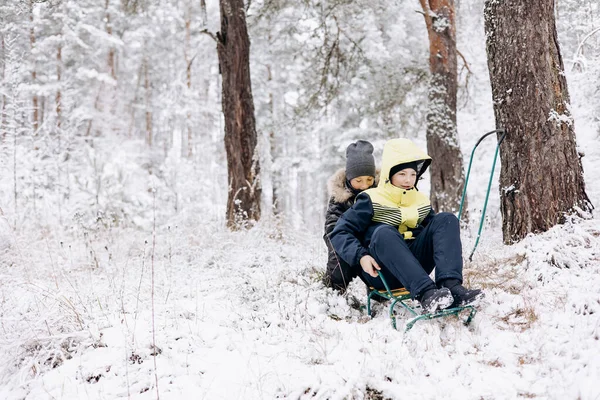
1,0,600,399
1,0,599,232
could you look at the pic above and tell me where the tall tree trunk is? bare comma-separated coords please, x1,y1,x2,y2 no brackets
128,61,144,138
56,33,64,225
216,0,261,228
484,0,593,243
39,96,45,128
29,1,39,132
1,35,6,142
419,0,468,216
85,89,102,137
105,0,116,80
184,3,193,158
267,64,280,215
56,42,62,133
12,110,17,229
144,57,152,146
200,0,208,28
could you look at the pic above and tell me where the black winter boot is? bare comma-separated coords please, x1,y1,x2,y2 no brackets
439,279,484,308
417,287,454,314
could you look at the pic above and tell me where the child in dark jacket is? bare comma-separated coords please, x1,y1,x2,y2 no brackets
323,140,378,293
330,138,483,313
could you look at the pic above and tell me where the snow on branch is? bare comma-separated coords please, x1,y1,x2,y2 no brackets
548,107,573,127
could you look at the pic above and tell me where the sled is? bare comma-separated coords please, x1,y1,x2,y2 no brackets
367,129,505,330
458,128,506,261
367,271,476,331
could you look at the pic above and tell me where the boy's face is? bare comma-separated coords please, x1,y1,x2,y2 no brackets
391,168,417,189
350,175,375,191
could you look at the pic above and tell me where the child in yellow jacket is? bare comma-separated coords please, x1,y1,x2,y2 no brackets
330,138,483,313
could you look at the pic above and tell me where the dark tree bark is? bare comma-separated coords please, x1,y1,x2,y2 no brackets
217,0,261,228
419,0,468,216
484,0,593,243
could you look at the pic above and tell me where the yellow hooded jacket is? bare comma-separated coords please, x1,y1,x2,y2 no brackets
363,139,432,239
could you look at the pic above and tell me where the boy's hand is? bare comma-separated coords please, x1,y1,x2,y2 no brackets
360,255,380,278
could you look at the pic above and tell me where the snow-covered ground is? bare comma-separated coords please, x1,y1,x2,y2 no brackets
1,1,600,398
0,206,599,399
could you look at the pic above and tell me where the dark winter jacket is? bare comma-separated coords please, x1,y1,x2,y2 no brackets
330,138,435,268
323,168,380,292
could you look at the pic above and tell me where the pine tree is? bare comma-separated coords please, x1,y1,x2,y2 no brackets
484,0,593,243
419,0,468,215
217,0,261,228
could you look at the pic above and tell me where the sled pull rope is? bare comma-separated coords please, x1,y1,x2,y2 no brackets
458,128,506,261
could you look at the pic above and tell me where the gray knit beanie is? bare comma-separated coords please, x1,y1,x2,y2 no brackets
346,140,376,181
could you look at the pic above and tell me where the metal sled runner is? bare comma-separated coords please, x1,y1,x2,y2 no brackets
367,271,476,331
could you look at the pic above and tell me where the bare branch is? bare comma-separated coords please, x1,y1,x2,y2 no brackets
200,29,217,43
457,49,472,74
571,26,600,71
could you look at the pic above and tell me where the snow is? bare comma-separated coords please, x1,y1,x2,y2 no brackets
2,0,600,399
1,211,599,399
548,108,574,127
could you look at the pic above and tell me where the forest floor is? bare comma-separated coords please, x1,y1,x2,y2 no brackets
1,212,599,399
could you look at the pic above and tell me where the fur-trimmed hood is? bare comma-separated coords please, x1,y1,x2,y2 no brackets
327,168,381,203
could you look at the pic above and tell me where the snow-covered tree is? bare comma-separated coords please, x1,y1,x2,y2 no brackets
484,0,593,243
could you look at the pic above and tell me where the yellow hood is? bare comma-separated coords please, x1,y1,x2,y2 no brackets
362,139,432,237
378,138,432,187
